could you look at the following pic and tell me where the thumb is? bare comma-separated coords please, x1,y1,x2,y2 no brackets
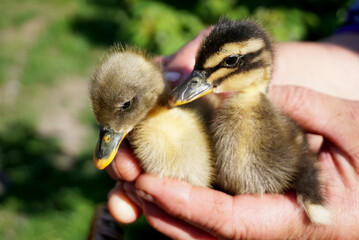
164,28,212,85
269,85,359,160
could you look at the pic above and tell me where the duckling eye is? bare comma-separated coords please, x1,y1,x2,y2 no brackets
121,101,131,110
223,54,242,67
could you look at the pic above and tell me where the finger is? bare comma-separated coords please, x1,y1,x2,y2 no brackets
122,181,216,239
106,140,142,182
164,28,212,86
135,174,310,239
140,199,216,240
269,85,359,161
153,56,171,66
107,182,142,224
306,133,324,153
321,141,359,187
106,162,122,181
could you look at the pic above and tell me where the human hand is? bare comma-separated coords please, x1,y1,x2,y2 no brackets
109,85,359,239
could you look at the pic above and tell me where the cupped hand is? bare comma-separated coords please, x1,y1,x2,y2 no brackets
109,86,359,239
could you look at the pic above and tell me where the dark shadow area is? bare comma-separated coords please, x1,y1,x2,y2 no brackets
123,216,171,240
0,122,113,214
148,0,200,11
222,0,344,12
87,0,199,12
71,16,122,47
87,0,130,9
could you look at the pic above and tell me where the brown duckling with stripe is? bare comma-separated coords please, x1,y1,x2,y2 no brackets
169,18,331,224
89,45,214,187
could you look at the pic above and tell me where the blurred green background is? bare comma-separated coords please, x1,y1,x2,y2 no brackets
0,0,352,239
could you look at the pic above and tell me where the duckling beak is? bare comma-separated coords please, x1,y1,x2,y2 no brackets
93,126,126,170
168,69,213,106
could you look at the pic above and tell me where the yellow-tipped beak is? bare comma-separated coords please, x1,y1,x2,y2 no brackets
168,69,213,106
93,127,126,170
169,87,213,106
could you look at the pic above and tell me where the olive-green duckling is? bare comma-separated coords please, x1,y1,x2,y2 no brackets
169,18,330,224
89,45,213,187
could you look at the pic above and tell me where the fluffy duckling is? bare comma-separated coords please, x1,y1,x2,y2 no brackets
89,45,213,187
169,18,330,224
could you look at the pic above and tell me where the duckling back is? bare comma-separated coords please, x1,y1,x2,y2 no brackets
212,92,311,194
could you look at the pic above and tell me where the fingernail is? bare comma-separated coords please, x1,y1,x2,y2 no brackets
136,189,155,203
164,71,182,82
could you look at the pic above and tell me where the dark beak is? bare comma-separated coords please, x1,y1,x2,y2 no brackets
168,69,213,106
93,126,126,170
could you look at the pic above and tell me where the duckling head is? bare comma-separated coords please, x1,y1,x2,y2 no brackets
89,45,167,169
169,18,273,106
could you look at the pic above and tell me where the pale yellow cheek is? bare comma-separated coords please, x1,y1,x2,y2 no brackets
214,68,266,92
207,68,237,84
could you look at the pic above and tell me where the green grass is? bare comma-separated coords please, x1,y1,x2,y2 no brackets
21,19,94,85
0,0,353,239
0,122,106,239
0,190,94,240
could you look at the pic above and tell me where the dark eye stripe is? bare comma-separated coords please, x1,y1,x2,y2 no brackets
204,48,266,86
213,60,268,86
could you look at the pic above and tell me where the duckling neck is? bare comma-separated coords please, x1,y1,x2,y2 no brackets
146,104,169,119
241,78,269,95
220,76,269,106
157,80,171,106
227,89,264,110
214,64,272,95
146,80,171,118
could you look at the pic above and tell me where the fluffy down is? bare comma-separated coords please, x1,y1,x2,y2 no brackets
130,106,214,187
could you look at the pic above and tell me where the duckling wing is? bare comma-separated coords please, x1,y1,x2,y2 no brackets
212,93,309,194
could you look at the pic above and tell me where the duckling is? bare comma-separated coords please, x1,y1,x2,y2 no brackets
169,18,330,224
89,45,213,187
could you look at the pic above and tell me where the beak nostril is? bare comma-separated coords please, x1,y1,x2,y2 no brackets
191,79,199,85
103,136,111,144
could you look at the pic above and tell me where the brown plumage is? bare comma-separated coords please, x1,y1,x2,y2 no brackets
169,18,331,224
89,45,214,187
